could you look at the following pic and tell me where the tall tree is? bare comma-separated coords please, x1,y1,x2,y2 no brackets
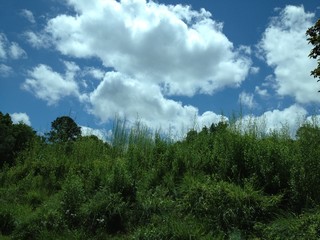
48,116,81,143
306,19,320,83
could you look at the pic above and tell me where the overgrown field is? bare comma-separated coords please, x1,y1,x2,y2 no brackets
1,115,320,239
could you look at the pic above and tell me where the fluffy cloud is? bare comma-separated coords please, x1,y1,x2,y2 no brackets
240,104,307,136
41,0,251,96
20,9,36,24
27,0,253,132
10,112,31,126
89,71,225,133
81,126,107,141
22,62,80,105
258,5,318,103
0,33,27,60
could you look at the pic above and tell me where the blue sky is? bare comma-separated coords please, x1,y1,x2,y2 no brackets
0,0,319,139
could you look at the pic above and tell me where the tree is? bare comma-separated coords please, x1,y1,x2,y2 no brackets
306,19,320,82
0,112,36,166
48,116,81,143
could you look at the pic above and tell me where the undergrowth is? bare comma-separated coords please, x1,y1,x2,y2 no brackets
1,116,320,239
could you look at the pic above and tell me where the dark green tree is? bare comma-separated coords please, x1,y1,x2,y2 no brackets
48,116,81,143
0,112,36,166
306,19,320,82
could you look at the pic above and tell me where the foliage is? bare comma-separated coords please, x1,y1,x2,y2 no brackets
0,112,36,167
307,18,320,81
47,116,81,143
1,113,320,239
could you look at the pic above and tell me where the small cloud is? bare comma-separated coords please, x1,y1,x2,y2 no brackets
0,33,27,60
9,42,27,59
84,67,105,80
238,45,252,55
0,34,8,59
20,9,36,24
255,86,269,98
0,64,13,77
81,126,107,141
250,66,260,75
239,91,256,109
22,63,80,105
24,31,50,48
10,112,31,126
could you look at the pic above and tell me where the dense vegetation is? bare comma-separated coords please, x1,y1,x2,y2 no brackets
1,112,320,239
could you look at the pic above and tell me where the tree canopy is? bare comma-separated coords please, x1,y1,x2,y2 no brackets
0,112,36,166
48,116,81,143
306,19,320,82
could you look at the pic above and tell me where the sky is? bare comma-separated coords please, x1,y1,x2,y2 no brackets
0,0,319,140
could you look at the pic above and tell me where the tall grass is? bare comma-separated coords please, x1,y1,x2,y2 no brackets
1,114,320,239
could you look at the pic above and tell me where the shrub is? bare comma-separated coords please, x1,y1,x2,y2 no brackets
180,175,282,234
81,189,128,235
255,209,320,239
60,174,86,228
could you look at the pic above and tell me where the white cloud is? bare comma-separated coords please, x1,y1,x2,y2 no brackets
41,0,251,96
239,91,256,109
255,86,269,98
83,67,105,80
250,66,260,75
10,112,31,126
20,9,36,24
0,33,27,60
0,64,13,77
9,42,27,59
240,104,307,136
24,31,50,48
28,0,253,133
258,5,318,103
88,71,225,134
22,62,80,105
261,104,307,132
81,126,107,141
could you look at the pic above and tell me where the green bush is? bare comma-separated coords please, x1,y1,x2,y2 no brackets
255,209,320,239
180,175,282,234
60,174,86,228
0,210,15,235
81,190,128,235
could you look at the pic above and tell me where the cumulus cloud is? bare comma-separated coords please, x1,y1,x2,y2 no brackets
0,33,27,60
25,0,253,133
20,9,36,24
10,112,31,126
88,71,225,133
240,104,307,136
258,5,318,103
81,126,107,141
22,62,80,105
39,0,251,96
